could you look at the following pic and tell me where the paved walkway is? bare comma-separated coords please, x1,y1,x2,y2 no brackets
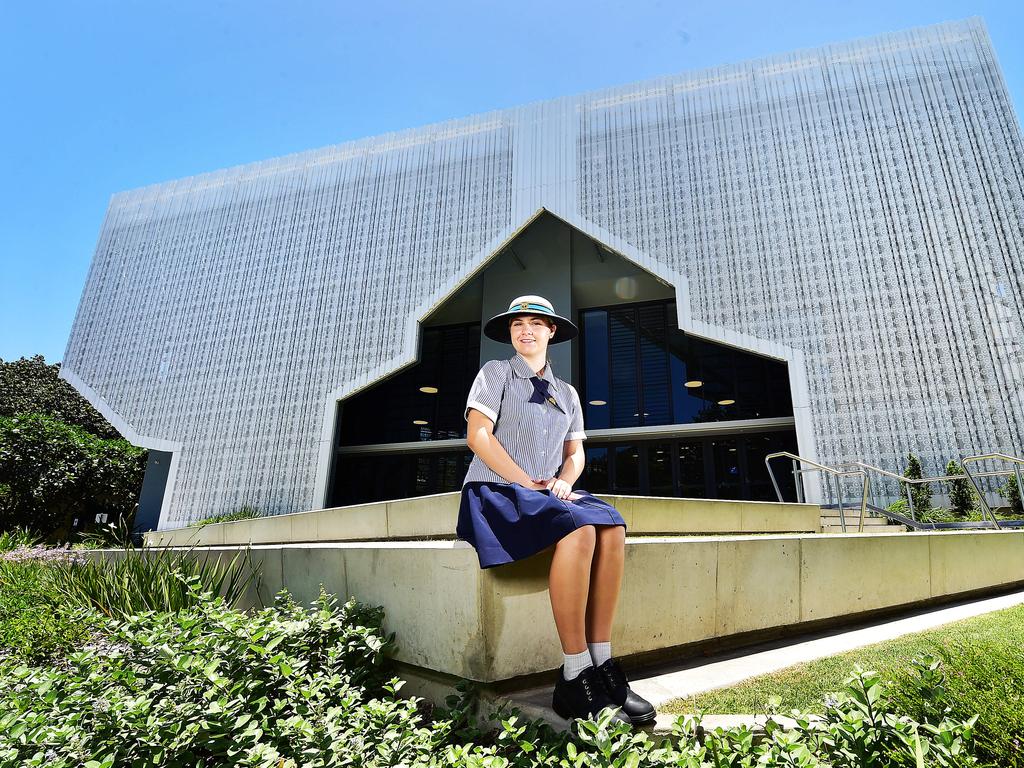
504,587,1024,732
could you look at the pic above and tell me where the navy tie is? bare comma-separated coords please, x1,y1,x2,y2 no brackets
529,376,564,413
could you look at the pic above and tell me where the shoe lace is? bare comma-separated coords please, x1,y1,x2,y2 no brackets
581,673,595,701
605,661,627,689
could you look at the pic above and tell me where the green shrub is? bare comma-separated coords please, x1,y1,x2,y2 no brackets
917,506,959,524
194,504,262,528
0,589,419,767
0,527,37,552
1000,474,1024,516
946,459,979,520
0,413,145,537
0,559,92,662
903,452,933,516
73,510,138,549
0,600,982,768
49,547,261,619
892,644,1024,766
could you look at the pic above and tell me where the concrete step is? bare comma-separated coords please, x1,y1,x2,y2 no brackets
820,516,893,526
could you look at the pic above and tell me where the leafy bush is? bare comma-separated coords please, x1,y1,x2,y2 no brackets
946,459,979,520
0,527,37,552
903,452,933,515
1000,474,1024,516
48,547,261,619
0,589,983,768
917,507,960,524
0,413,145,537
73,510,138,549
887,498,909,514
0,559,93,662
195,504,263,528
892,645,1024,766
0,589,415,767
0,356,118,439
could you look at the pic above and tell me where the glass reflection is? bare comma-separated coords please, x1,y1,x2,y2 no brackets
677,441,705,498
579,300,793,429
613,445,640,494
712,438,743,500
647,442,674,496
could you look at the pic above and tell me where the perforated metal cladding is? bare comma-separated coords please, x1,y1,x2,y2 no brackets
65,122,514,526
578,18,1024,484
64,18,1024,526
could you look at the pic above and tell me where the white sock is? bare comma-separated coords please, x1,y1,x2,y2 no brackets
589,641,612,666
563,649,593,680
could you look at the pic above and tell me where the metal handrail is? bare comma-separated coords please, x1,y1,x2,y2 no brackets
961,453,1024,531
834,461,985,526
765,452,869,533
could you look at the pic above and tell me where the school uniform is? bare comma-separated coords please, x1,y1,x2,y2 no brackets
457,353,627,569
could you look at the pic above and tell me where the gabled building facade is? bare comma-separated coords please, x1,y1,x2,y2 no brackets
63,18,1024,530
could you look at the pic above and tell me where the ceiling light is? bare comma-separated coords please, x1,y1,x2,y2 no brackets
589,400,607,406
684,380,703,388
419,386,438,394
412,419,428,425
718,399,735,406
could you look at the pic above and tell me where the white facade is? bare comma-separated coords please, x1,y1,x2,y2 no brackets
64,18,1024,528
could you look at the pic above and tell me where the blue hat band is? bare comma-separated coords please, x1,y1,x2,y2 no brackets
508,303,554,315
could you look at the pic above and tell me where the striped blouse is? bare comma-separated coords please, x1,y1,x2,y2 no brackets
462,354,587,486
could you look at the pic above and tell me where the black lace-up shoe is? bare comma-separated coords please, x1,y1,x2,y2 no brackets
596,658,657,725
552,665,632,726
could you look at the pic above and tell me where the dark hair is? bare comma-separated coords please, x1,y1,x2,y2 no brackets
508,315,555,329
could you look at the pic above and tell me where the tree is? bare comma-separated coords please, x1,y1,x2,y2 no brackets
1000,474,1024,516
903,452,932,516
945,459,978,520
0,413,146,537
0,355,119,439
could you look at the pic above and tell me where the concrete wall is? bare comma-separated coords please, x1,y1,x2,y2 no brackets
167,529,1024,683
144,494,821,548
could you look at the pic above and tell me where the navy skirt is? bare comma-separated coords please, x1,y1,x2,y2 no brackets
457,482,627,569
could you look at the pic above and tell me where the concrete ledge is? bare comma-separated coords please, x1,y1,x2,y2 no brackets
144,494,820,547
156,529,1024,684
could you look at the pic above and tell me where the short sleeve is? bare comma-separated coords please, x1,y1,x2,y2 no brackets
464,361,505,424
565,384,587,441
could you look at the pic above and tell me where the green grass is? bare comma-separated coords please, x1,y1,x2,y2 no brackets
663,601,1024,715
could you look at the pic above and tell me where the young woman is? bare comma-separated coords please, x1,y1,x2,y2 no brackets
457,295,656,726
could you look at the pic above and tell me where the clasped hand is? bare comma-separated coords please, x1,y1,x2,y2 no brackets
531,477,580,501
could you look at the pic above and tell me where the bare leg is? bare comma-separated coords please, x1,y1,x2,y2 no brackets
585,525,626,643
548,525,596,654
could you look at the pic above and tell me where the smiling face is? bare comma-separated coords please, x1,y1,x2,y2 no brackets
509,314,556,357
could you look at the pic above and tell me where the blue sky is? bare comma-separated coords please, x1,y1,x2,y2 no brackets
2,0,1022,363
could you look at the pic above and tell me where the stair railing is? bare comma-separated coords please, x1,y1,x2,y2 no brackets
765,452,869,533
836,461,976,527
960,453,1024,530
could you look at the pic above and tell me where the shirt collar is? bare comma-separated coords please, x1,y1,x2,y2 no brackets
510,354,555,383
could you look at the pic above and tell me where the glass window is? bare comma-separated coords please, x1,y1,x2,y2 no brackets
579,299,793,429
647,441,674,497
337,322,480,446
582,311,610,429
582,446,609,493
746,432,800,501
638,304,670,426
331,449,472,506
612,444,640,494
677,440,706,498
609,309,639,428
712,438,743,500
